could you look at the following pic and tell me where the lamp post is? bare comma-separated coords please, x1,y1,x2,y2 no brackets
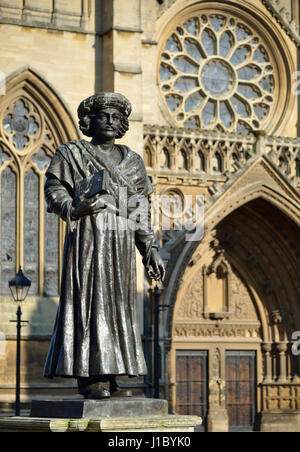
153,285,168,399
9,266,31,416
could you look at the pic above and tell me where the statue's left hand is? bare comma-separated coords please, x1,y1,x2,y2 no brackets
148,248,165,282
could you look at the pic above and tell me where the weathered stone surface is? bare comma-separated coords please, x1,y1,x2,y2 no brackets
260,410,300,432
206,408,229,433
30,398,168,419
0,414,202,432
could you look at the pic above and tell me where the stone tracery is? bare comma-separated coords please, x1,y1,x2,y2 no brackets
0,68,78,297
159,13,275,133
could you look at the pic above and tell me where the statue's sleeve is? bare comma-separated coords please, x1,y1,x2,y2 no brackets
133,155,159,269
44,147,75,223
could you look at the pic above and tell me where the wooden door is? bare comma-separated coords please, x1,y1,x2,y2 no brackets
175,350,208,429
225,351,256,431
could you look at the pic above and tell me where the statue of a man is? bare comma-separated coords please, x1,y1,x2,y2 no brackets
43,93,165,399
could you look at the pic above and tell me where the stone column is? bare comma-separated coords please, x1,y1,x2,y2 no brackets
80,0,89,30
206,347,228,432
254,130,267,156
262,342,273,383
276,342,288,383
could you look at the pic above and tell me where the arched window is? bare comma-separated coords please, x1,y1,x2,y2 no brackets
178,149,188,171
212,151,223,173
157,6,294,136
160,147,171,169
278,155,288,174
1,154,16,295
295,158,300,178
195,150,206,172
0,68,78,297
230,152,238,172
144,146,152,168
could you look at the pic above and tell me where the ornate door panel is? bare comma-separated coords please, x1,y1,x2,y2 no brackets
175,350,208,429
225,351,256,431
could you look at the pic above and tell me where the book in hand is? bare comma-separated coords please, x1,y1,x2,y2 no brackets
75,170,108,199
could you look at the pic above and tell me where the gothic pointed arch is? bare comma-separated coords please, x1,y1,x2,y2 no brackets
3,66,79,146
164,156,300,344
0,67,79,297
167,189,300,422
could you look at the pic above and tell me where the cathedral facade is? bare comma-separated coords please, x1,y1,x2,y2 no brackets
0,0,300,432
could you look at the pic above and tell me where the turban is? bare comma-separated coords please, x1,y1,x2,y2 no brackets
78,92,132,119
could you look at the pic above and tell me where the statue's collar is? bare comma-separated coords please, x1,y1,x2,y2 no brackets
80,139,130,167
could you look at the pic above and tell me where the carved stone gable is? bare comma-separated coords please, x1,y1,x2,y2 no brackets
232,157,299,203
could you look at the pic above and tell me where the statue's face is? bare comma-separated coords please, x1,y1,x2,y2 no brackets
92,107,122,141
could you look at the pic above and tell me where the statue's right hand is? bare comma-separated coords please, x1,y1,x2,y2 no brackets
71,191,106,219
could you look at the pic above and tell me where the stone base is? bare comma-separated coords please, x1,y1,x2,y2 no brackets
0,415,202,432
260,410,300,432
0,398,202,432
206,408,229,432
30,398,168,419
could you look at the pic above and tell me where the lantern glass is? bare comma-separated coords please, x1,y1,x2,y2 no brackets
8,267,31,303
9,284,30,302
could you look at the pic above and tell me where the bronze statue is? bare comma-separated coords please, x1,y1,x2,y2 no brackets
43,93,165,399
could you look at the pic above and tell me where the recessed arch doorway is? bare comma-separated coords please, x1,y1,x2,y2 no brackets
169,197,300,431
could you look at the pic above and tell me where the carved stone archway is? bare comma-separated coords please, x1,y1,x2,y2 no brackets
165,156,300,336
164,156,300,431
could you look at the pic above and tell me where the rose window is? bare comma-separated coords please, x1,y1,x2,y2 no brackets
159,14,275,133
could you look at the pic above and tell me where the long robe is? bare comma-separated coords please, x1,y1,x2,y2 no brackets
44,139,156,378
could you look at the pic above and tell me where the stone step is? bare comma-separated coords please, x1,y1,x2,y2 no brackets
30,398,168,419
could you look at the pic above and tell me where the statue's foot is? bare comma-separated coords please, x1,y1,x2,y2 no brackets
109,376,133,397
84,388,111,399
110,387,133,398
78,379,111,399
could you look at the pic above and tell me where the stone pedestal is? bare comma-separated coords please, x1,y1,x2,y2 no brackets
30,398,167,419
0,398,202,432
206,408,229,432
260,410,300,432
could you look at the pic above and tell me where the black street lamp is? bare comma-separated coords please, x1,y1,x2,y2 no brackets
153,285,168,399
8,267,31,416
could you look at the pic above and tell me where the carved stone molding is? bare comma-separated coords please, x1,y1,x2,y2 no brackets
157,1,300,46
175,239,259,324
262,383,300,410
157,0,177,18
212,347,221,379
173,323,261,338
209,377,226,409
176,276,203,319
144,126,300,191
0,0,91,33
261,0,300,46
